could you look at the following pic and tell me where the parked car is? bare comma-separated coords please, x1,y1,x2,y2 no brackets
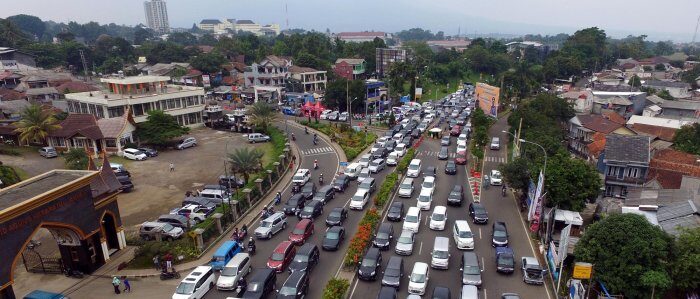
218,175,245,188
248,133,271,143
288,219,314,245
492,221,509,247
267,241,296,273
469,203,489,224
117,176,134,192
322,225,345,251
395,230,415,256
123,148,148,160
38,147,57,158
157,214,193,229
139,222,184,241
110,163,130,177
447,185,464,206
170,204,213,223
298,200,323,220
357,248,382,281
372,223,394,250
289,243,320,273
176,137,197,149
325,207,347,226
137,147,158,157
387,201,404,222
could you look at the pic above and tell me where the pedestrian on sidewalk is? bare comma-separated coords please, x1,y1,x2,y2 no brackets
164,253,173,272
169,162,175,172
112,276,121,294
122,276,131,293
153,255,160,271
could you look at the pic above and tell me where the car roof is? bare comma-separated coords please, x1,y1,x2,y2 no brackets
365,247,380,258
387,256,403,267
378,223,392,232
289,193,304,200
295,219,312,229
307,200,322,207
318,185,333,192
452,185,462,191
432,206,446,214
295,169,310,174
274,241,293,253
283,271,306,286
391,201,403,208
331,207,345,213
407,206,421,214
522,256,539,265
399,230,413,237
419,189,432,196
412,262,428,272
455,220,471,230
354,189,369,196
328,225,343,233
496,246,513,254
250,268,274,281
495,221,507,229
187,266,212,278
402,177,414,183
424,176,435,182
297,243,317,254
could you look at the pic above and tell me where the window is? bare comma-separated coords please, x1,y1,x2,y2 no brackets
133,104,144,116
73,138,86,147
631,168,639,178
51,137,65,147
606,166,616,176
105,138,117,147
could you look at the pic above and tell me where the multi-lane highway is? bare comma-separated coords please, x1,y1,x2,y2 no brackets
349,116,551,299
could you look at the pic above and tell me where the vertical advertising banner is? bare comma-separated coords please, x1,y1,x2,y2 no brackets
415,87,422,101
202,75,211,88
475,82,500,118
529,171,545,231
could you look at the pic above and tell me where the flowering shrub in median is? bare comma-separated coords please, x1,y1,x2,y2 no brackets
373,172,398,207
322,278,350,299
343,208,380,267
397,148,416,173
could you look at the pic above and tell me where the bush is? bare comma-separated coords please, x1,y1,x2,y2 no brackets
0,146,21,156
300,121,376,161
130,237,200,269
322,278,349,299
0,165,21,187
343,208,380,267
374,172,398,207
397,148,416,172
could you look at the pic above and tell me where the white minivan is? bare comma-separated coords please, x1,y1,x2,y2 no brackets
350,189,369,210
406,159,422,178
173,266,215,299
416,189,433,211
403,207,422,233
431,237,450,269
408,262,430,295
453,220,475,250
344,163,362,180
429,206,447,231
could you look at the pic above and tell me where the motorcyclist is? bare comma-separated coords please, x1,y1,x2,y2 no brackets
292,133,296,141
232,227,240,242
314,159,318,169
237,277,247,294
247,237,256,253
501,184,507,196
274,192,282,205
305,127,309,134
319,173,324,184
313,133,318,142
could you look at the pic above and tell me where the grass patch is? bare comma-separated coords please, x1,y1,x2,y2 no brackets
299,121,376,161
418,72,481,103
258,142,275,166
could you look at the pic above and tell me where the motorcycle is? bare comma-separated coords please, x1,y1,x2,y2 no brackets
247,243,256,255
64,268,84,279
319,175,324,184
313,138,318,146
501,187,506,197
160,268,181,280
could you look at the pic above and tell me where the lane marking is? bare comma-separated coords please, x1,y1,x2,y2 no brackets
481,256,485,272
483,289,488,299
478,228,482,239
419,241,423,255
348,277,360,299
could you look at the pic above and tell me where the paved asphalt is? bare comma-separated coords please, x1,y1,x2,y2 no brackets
348,116,551,299
208,121,394,299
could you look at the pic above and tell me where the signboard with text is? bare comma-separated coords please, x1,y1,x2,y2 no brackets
475,82,500,118
573,262,593,279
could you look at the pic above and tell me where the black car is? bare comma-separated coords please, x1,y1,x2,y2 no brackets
333,175,350,192
376,286,397,299
432,286,451,299
423,166,437,177
384,140,397,152
326,207,347,226
358,247,382,281
401,136,413,147
438,146,449,160
386,201,404,222
137,147,158,157
298,200,323,220
447,185,464,206
411,129,421,138
373,147,388,159
445,160,457,175
276,271,309,299
117,176,134,192
322,226,345,251
372,223,394,250
313,185,335,205
492,221,509,247
242,268,276,299
218,175,245,188
381,256,404,288
283,194,306,215
440,136,450,146
288,243,320,273
300,182,316,201
469,203,489,224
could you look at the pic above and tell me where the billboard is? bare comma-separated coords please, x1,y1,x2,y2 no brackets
415,88,422,101
475,82,500,118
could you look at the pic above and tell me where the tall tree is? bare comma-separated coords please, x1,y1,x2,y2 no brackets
499,157,532,194
228,147,264,183
574,213,673,299
248,102,278,132
671,228,700,292
12,105,61,144
189,52,227,74
6,14,45,38
0,18,31,47
545,153,602,211
135,110,190,146
672,123,700,155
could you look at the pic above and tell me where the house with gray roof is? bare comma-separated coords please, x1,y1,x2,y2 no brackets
598,135,651,197
642,80,691,99
659,100,700,119
657,199,700,236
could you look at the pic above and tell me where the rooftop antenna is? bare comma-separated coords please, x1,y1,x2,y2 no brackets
285,3,289,29
693,15,700,46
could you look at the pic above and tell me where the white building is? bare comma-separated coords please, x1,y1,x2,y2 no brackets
65,75,206,127
144,0,170,34
196,19,280,36
289,66,327,94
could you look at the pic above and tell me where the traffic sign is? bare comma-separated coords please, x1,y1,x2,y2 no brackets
572,262,593,279
339,162,348,167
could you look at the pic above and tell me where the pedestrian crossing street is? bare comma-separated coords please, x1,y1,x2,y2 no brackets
301,146,334,156
484,156,507,163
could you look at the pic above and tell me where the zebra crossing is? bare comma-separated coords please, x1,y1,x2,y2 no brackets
484,156,507,163
301,146,335,156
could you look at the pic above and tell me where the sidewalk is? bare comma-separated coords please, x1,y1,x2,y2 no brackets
96,140,302,278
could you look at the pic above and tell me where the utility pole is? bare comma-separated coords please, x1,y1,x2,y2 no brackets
346,79,351,128
79,49,89,81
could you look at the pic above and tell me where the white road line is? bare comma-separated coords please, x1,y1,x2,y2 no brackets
481,256,485,272
478,228,482,239
483,289,488,299
419,241,423,255
303,152,334,157
348,277,360,299
424,215,429,225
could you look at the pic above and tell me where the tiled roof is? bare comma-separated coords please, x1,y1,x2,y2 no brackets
643,80,690,89
0,70,22,80
289,65,319,74
577,114,623,134
263,55,292,67
660,100,700,111
656,199,700,237
646,95,665,104
97,115,130,139
50,114,103,140
587,132,607,157
602,111,626,125
236,20,255,24
604,135,650,163
647,168,685,189
628,123,676,141
90,153,123,198
0,88,24,100
0,99,30,114
55,81,98,94
200,19,222,25
25,87,58,96
337,31,385,37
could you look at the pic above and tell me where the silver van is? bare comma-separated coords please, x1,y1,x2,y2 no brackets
460,252,482,286
398,178,415,198
139,221,184,241
490,137,500,150
254,212,287,239
431,236,450,269
216,253,251,290
247,133,270,143
460,285,479,299
177,137,197,150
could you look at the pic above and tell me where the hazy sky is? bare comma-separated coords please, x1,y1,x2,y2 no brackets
2,0,699,41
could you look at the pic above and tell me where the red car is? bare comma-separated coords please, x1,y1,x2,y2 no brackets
450,125,462,136
289,219,314,245
267,240,296,272
455,151,467,165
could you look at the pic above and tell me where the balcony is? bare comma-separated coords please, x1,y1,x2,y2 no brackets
605,175,645,186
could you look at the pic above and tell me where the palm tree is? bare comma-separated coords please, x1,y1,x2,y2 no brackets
228,147,264,183
248,102,277,132
13,105,61,144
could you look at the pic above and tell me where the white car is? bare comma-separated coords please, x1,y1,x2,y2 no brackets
393,143,407,157
457,134,468,147
386,152,400,166
123,148,148,161
376,137,390,148
358,154,372,168
429,206,447,231
292,169,311,185
368,158,386,173
453,220,475,250
403,207,421,233
406,159,422,178
490,169,503,186
349,189,369,210
408,262,430,295
170,204,210,223
338,112,349,121
319,110,331,120
421,176,436,196
417,189,433,210
398,178,415,198
457,143,468,153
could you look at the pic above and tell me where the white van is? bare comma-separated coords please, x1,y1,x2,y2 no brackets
358,154,372,168
431,237,450,269
403,207,422,233
344,163,362,180
416,189,433,211
406,159,422,178
247,133,270,143
429,206,447,231
408,262,430,295
460,285,480,299
453,220,475,250
357,167,371,183
292,169,311,185
173,266,215,299
216,253,251,290
393,133,404,142
490,137,500,150
386,152,400,166
350,189,369,210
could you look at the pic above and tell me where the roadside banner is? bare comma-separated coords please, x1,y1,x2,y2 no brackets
415,88,422,101
475,82,500,118
528,171,545,221
572,262,593,279
202,75,211,88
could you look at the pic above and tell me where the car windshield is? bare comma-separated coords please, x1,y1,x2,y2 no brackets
293,175,305,181
409,164,419,170
376,232,389,240
494,229,507,238
162,224,175,232
433,250,449,259
432,213,445,221
271,252,285,261
287,198,299,206
352,195,364,202
423,181,434,188
248,282,262,292
328,212,341,220
450,191,460,198
326,231,340,239
400,182,412,189
278,286,298,296
303,206,315,213
360,157,370,163
463,265,480,275
334,180,344,186
418,195,430,202
405,215,418,223
294,254,309,262
410,273,426,283
221,266,238,276
385,267,400,276
175,282,195,294
361,258,376,267
492,172,502,179
370,161,379,167
398,236,412,244
498,255,514,264
302,185,313,192
459,230,473,238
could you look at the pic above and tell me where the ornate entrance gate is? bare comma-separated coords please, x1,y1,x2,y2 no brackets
21,249,63,274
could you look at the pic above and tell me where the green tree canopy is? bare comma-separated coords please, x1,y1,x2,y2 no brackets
228,147,264,183
189,52,227,74
671,228,700,291
248,102,278,132
12,104,61,144
545,152,602,211
6,14,45,38
499,157,531,193
63,148,89,170
135,110,190,146
574,213,673,299
672,123,700,155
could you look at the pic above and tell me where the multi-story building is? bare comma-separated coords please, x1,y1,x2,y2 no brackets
243,56,292,88
197,19,224,32
65,75,205,127
335,32,389,43
196,19,280,36
289,66,326,94
598,135,651,197
144,0,170,34
334,58,366,80
376,48,408,78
